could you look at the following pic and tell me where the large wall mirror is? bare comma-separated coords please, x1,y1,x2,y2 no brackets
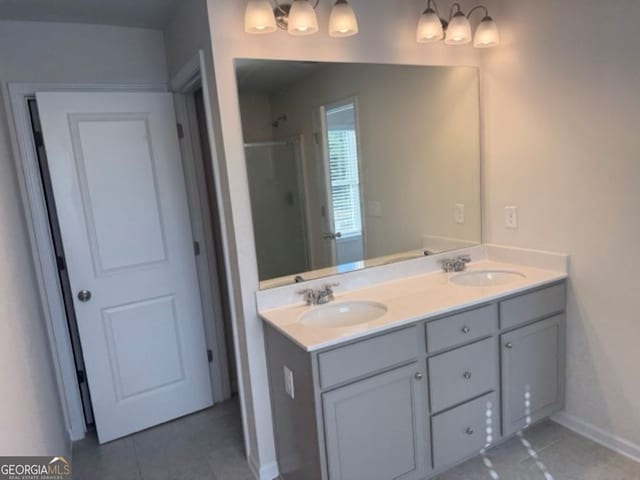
235,59,481,289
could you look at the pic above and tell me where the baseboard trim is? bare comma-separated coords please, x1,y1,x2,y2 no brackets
248,454,279,480
552,411,640,463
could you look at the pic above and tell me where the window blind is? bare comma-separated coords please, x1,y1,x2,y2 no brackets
327,129,362,237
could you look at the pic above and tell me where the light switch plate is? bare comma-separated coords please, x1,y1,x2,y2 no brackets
455,204,465,224
284,366,295,399
505,206,518,229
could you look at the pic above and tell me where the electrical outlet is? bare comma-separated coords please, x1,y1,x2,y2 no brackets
283,366,295,399
505,206,518,229
455,203,465,224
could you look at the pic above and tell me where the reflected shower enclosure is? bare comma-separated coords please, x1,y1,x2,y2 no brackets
244,139,309,280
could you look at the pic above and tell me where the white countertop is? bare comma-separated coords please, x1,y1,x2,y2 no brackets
258,259,567,352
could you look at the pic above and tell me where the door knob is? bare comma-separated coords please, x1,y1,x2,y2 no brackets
461,326,471,334
465,427,474,435
77,290,92,302
463,371,472,379
414,372,423,380
505,342,513,349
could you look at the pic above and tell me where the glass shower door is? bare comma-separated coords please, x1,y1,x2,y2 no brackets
245,138,309,281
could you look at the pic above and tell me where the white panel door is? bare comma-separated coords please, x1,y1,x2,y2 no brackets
36,92,213,443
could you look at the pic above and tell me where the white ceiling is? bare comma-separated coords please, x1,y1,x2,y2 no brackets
0,0,181,29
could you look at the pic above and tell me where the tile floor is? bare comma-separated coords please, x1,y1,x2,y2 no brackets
72,399,253,480
436,419,640,480
73,402,640,480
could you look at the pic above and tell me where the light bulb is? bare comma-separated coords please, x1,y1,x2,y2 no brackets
288,0,319,36
329,0,358,37
445,11,471,45
416,8,443,43
244,0,277,34
473,15,499,48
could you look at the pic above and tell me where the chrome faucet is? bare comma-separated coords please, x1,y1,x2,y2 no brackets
298,283,340,305
316,283,338,304
441,254,472,273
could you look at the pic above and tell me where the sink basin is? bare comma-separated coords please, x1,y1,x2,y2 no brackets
450,270,525,287
299,301,388,328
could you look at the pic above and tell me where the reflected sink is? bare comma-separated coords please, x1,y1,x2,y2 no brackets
299,301,388,328
450,270,525,287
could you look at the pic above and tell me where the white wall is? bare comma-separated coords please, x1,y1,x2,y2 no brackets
268,63,480,261
205,0,484,475
0,20,167,455
239,92,274,142
484,0,640,455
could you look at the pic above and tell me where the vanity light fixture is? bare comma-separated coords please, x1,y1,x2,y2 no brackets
288,0,319,35
416,0,499,48
445,3,472,45
468,5,500,48
416,0,444,43
244,0,359,37
244,0,278,33
329,0,358,37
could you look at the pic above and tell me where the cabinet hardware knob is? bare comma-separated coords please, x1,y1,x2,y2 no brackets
465,427,474,435
463,371,472,379
505,342,513,349
414,372,423,380
461,326,471,334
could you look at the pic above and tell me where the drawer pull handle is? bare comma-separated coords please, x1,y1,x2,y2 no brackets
414,372,423,380
465,427,474,435
461,326,471,334
463,371,472,379
505,342,513,349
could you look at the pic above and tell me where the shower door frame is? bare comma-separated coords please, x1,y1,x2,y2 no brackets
244,135,312,275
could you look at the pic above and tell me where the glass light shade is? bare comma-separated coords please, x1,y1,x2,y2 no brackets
288,0,319,36
445,11,472,45
244,0,277,34
416,8,443,43
473,15,500,48
329,0,358,37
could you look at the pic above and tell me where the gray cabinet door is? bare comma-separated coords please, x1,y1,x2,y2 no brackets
501,315,564,436
322,363,429,480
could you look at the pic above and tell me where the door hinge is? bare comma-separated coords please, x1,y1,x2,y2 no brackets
56,255,66,271
193,241,201,256
207,349,213,363
77,370,85,385
313,132,321,145
177,123,184,139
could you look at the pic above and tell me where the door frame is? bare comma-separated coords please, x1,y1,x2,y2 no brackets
171,52,232,402
319,96,367,263
7,81,167,441
169,51,250,458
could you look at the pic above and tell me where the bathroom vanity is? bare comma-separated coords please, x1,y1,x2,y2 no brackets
260,256,567,480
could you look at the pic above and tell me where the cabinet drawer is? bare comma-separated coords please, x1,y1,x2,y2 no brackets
426,304,497,352
500,283,566,330
318,326,420,389
428,337,497,413
432,392,498,470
